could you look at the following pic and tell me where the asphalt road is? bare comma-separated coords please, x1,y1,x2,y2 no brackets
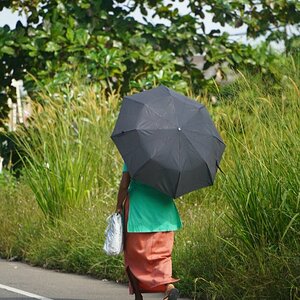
0,259,188,300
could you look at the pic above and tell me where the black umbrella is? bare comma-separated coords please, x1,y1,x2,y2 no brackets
111,85,225,198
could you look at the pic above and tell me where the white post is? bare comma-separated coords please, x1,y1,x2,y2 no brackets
12,103,17,131
7,98,14,132
0,157,3,173
11,79,26,125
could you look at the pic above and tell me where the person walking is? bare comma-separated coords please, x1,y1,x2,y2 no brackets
116,163,182,300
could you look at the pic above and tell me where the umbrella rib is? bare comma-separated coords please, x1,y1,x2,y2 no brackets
166,87,179,128
168,88,204,109
182,133,214,185
111,128,138,138
167,89,204,130
130,157,152,178
184,131,226,145
125,96,176,128
174,171,181,198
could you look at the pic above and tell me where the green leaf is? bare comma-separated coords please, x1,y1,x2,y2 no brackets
46,60,52,70
66,28,74,42
68,16,75,28
45,41,61,52
79,2,90,9
75,29,90,46
5,40,15,46
140,5,148,16
29,50,38,57
2,46,15,55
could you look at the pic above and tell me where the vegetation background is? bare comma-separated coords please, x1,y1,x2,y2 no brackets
0,1,299,299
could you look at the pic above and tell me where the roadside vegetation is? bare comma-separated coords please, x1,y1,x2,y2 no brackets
0,54,299,299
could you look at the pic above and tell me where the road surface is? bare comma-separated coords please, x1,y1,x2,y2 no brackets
0,258,189,300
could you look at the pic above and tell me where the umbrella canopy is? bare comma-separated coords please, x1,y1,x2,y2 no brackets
111,85,225,198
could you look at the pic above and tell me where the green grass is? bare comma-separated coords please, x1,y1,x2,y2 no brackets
0,54,299,299
12,84,121,221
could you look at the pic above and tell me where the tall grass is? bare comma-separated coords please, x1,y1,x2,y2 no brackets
222,67,300,253
14,83,121,221
197,55,300,299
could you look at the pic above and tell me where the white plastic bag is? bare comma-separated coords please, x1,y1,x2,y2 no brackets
103,213,123,255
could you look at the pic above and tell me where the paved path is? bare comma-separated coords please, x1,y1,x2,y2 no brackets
0,259,189,300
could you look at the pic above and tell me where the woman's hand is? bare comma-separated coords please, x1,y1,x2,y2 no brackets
116,171,130,215
115,206,122,214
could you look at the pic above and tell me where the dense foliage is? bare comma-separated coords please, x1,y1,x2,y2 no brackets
0,0,299,121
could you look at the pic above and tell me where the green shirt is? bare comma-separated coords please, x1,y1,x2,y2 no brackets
123,163,182,233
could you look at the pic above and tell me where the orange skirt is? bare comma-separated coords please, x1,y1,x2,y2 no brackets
124,196,179,294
